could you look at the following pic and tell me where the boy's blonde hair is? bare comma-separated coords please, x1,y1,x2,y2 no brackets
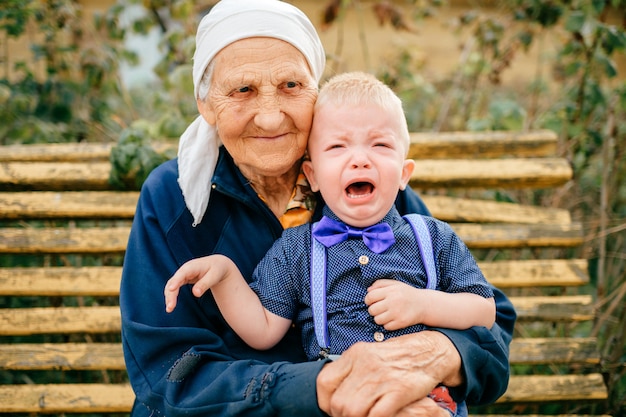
315,71,411,154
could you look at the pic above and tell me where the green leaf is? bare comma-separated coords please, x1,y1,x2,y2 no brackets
601,25,626,54
488,98,526,131
564,11,586,33
517,30,534,48
591,0,606,15
529,2,563,27
108,124,172,190
596,54,618,78
564,60,584,77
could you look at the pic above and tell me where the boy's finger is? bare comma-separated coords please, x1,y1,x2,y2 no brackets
191,279,212,298
368,278,396,291
167,259,206,290
164,287,180,313
364,289,380,305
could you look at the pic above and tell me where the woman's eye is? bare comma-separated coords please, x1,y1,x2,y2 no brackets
228,86,253,98
285,81,299,89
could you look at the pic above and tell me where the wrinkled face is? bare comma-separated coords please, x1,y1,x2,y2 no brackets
197,37,318,179
303,102,415,228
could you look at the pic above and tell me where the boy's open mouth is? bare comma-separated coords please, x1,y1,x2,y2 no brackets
346,181,374,199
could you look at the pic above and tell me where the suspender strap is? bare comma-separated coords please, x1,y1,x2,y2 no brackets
309,214,437,353
311,222,330,350
403,214,438,290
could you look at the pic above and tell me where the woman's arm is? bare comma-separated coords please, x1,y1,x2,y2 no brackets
121,162,326,417
437,286,516,404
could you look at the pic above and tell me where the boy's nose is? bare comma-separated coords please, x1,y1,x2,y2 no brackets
350,150,371,168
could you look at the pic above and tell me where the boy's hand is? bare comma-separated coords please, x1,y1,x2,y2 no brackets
364,279,427,330
164,255,235,313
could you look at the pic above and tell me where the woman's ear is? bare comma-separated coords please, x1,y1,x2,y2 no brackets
197,98,216,125
302,160,320,192
399,159,416,191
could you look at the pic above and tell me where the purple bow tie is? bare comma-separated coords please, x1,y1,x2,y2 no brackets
312,216,395,254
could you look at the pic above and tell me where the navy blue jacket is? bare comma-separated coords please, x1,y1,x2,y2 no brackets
120,147,516,416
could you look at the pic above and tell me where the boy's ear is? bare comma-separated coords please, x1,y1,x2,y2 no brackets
399,159,415,191
302,160,320,192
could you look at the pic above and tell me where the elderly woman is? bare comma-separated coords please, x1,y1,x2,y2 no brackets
119,1,516,416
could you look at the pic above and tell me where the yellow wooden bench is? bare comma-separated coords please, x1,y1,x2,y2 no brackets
0,130,609,415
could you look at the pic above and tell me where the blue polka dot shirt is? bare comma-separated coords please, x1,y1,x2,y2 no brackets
249,206,493,360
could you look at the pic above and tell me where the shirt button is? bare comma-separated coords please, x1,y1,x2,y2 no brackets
374,331,385,342
358,255,369,265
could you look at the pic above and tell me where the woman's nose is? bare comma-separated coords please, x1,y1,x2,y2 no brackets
254,94,283,130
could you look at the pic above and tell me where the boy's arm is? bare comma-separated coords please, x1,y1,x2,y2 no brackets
165,255,292,350
366,280,495,330
417,290,495,328
211,260,293,350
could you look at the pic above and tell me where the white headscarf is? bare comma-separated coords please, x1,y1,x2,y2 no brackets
177,0,326,226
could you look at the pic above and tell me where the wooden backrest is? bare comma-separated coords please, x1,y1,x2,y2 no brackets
0,130,609,415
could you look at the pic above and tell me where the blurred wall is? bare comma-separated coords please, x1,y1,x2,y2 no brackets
3,0,624,88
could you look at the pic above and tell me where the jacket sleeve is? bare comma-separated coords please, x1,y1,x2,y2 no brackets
396,188,516,405
435,287,516,405
120,168,328,417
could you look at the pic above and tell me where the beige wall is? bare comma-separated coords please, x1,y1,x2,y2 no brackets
3,0,624,87
296,0,625,88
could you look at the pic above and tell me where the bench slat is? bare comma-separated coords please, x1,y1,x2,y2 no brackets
0,306,121,335
423,195,572,225
0,343,125,370
450,222,583,248
0,266,121,296
0,131,557,163
0,373,606,413
497,374,607,403
0,383,134,413
410,158,573,189
0,260,589,297
0,337,598,371
0,192,572,224
0,143,115,163
409,130,558,159
0,223,583,254
509,338,600,365
0,162,112,191
480,259,589,288
1,158,572,191
0,296,593,336
512,295,595,322
0,191,139,219
0,227,130,254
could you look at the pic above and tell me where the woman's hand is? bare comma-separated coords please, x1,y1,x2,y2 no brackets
316,331,462,417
